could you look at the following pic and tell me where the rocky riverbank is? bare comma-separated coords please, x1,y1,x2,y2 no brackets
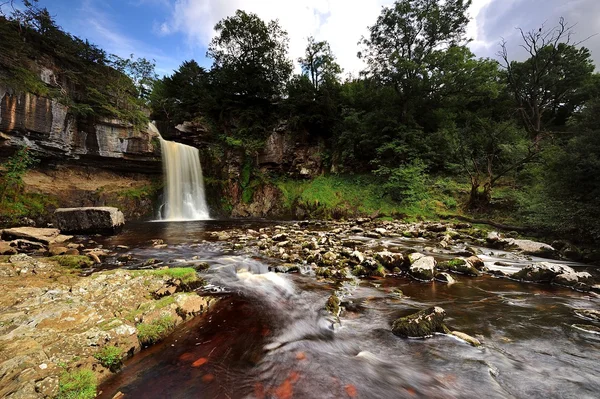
0,255,216,398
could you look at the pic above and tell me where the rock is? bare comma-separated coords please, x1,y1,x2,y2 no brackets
426,223,447,233
1,227,72,246
553,271,594,290
321,251,337,266
325,293,341,316
574,309,600,322
375,251,405,270
437,258,480,276
349,251,365,265
374,228,388,236
0,241,17,255
466,256,485,270
450,331,481,347
407,252,425,264
55,207,125,234
560,245,583,262
435,272,456,284
392,306,447,338
409,256,436,281
486,231,501,243
572,324,600,334
10,239,46,252
511,262,576,283
34,375,59,397
272,233,288,242
342,239,364,248
49,246,69,256
504,239,557,259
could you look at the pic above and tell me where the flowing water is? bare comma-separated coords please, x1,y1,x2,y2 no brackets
95,221,600,399
150,123,210,221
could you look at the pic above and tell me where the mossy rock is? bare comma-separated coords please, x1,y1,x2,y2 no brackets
437,258,480,276
51,255,94,269
325,293,341,315
392,306,447,338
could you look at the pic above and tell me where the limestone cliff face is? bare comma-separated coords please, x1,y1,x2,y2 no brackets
0,85,161,173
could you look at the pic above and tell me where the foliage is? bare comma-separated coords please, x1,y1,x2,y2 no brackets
57,369,97,399
137,315,176,345
94,345,123,372
374,160,428,204
298,37,342,90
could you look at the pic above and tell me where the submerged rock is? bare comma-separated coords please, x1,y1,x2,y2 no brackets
55,207,125,234
574,309,600,322
409,256,436,281
392,306,447,338
450,331,481,347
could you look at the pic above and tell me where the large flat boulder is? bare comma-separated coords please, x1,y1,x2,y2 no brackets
1,227,72,246
55,207,125,234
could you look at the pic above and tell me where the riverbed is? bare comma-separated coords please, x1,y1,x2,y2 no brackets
95,220,600,399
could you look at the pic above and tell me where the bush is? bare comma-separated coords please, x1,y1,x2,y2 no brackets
374,160,428,204
94,345,123,371
57,369,97,399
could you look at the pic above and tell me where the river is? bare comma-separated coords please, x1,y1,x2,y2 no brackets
94,220,600,399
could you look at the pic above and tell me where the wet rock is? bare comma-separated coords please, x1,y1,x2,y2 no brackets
574,309,600,322
504,239,557,259
572,324,600,334
392,306,447,338
466,255,485,270
450,331,481,347
11,239,46,252
375,251,405,270
342,239,364,248
553,271,594,290
437,258,480,276
374,228,388,236
321,251,338,266
349,251,365,265
55,207,125,235
272,233,288,242
426,223,447,233
1,227,72,246
435,272,456,284
511,262,576,283
325,293,341,316
409,256,436,281
560,245,583,262
407,252,425,264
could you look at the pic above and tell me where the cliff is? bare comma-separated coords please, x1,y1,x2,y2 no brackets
0,85,161,173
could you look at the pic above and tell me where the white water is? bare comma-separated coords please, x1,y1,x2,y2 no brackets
149,123,210,221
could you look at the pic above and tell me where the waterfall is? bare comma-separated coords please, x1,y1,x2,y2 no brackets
149,123,210,221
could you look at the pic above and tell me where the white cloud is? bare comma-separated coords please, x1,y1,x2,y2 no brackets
162,0,520,73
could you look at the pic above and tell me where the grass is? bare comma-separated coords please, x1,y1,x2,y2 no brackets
94,345,123,371
137,315,176,345
50,255,94,269
125,295,175,323
275,174,467,220
57,369,97,399
149,268,199,284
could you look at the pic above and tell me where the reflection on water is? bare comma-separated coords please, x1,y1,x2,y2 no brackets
96,221,600,399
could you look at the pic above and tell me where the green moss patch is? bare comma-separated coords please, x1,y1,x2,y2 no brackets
50,255,94,269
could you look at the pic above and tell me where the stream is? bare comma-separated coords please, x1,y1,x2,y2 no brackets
94,221,600,399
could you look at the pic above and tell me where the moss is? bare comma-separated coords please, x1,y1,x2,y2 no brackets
391,307,447,338
51,255,94,269
371,264,387,277
57,369,97,399
94,346,123,372
148,268,199,284
325,293,341,315
137,315,176,345
315,267,333,278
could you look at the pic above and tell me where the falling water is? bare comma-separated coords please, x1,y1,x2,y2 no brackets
149,123,210,221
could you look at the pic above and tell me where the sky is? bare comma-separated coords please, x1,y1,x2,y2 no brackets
35,0,600,77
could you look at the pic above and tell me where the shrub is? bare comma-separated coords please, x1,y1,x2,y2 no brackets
94,345,123,372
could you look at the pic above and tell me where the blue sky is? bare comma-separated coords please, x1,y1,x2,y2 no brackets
37,0,599,77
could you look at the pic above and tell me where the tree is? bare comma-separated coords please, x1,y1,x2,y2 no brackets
498,18,595,142
207,10,292,104
359,0,472,121
298,37,341,90
109,54,158,100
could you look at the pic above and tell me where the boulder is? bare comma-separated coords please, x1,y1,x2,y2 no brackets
511,262,575,283
435,272,456,284
375,251,405,270
437,258,480,276
504,239,557,259
1,227,72,246
409,256,436,281
553,271,594,290
392,306,447,338
55,207,125,234
0,241,17,255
